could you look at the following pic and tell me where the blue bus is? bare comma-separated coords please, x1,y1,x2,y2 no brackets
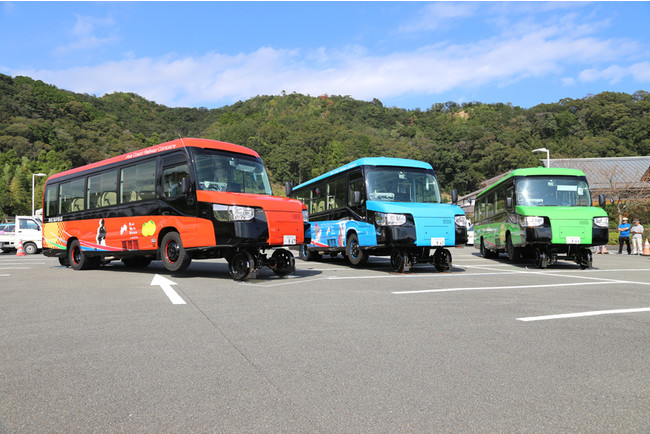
287,157,466,272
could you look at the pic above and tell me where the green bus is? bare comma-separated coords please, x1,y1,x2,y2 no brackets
474,167,608,269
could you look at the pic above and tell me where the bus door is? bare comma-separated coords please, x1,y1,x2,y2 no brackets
160,153,195,216
347,170,365,220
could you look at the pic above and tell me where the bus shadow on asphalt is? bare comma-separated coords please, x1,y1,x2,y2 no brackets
302,256,468,274
101,260,324,281
468,251,601,271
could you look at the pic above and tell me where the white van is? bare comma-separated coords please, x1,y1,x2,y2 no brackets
0,216,43,254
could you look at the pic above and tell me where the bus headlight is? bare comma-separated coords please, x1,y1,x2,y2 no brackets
375,212,407,226
455,215,467,227
593,217,609,228
520,216,544,227
213,204,256,221
302,209,309,223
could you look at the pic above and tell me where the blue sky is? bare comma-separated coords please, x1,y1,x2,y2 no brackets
1,2,649,110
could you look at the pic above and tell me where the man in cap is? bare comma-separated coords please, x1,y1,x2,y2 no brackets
617,217,631,254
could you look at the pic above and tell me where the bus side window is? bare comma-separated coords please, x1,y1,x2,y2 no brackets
477,197,487,220
328,176,346,210
121,160,156,203
506,186,514,209
348,172,364,206
88,170,117,209
495,188,505,215
45,184,58,217
163,164,190,197
59,178,85,214
311,185,326,213
296,191,310,211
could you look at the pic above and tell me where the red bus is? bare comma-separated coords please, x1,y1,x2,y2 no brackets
42,138,309,280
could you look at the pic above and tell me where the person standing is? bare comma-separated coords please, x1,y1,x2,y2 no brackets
617,217,631,254
630,219,644,255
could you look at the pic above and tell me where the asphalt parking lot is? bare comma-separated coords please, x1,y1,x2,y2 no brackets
1,247,649,432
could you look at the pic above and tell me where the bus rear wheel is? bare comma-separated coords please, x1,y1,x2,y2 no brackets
161,232,191,272
480,238,497,259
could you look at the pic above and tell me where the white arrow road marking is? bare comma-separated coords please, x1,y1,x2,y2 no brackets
150,274,186,305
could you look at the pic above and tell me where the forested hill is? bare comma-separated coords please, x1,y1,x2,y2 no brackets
1,72,648,218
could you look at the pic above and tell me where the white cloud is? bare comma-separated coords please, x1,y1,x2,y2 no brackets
578,62,650,85
53,14,117,55
12,14,644,108
397,3,478,33
629,62,650,81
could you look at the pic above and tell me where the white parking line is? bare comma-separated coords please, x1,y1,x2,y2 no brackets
392,281,624,294
517,307,650,322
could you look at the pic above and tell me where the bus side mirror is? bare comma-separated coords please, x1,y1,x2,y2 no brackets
451,189,458,204
506,197,513,209
181,177,192,195
598,194,606,207
353,191,362,205
285,181,293,197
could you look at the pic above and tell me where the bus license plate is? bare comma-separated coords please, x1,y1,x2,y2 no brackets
431,238,445,246
566,236,581,244
284,235,297,245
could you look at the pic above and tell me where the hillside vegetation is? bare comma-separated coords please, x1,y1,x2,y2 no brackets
1,73,648,219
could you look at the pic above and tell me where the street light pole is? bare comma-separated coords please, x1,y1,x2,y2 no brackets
532,148,550,168
32,173,47,216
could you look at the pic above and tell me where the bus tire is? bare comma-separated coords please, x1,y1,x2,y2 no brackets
23,242,38,255
69,239,96,270
506,234,521,263
577,248,592,269
534,247,549,269
229,250,253,281
272,249,295,277
160,232,191,272
58,256,69,267
299,244,320,261
346,233,368,266
390,249,407,273
481,238,498,259
434,248,452,272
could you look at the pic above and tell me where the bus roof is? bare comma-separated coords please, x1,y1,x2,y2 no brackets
47,138,260,181
478,167,588,198
293,157,433,191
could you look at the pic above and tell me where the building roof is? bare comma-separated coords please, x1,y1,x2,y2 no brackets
458,156,650,213
543,156,650,190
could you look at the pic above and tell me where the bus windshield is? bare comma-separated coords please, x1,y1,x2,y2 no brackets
366,168,441,203
194,150,272,195
516,176,591,207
